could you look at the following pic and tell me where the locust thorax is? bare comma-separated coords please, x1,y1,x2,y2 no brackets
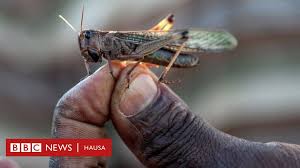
78,30,102,63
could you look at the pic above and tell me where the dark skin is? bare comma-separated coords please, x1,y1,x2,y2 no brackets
45,62,300,168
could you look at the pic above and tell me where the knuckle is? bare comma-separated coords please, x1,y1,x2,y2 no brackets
54,94,74,118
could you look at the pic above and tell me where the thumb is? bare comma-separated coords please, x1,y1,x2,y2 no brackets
111,64,300,168
111,64,194,167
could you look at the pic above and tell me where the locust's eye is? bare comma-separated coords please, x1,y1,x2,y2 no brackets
84,31,92,39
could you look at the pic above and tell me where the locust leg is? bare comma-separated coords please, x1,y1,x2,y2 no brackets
125,59,143,88
84,60,92,76
127,60,142,76
80,60,92,81
158,42,186,82
106,56,117,80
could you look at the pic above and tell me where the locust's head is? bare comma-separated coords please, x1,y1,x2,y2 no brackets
58,9,103,75
59,5,103,63
78,29,102,63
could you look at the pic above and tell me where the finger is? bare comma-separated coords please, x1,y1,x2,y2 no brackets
50,62,124,168
111,64,195,167
0,158,20,168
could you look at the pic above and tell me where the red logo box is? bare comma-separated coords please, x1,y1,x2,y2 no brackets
6,139,112,156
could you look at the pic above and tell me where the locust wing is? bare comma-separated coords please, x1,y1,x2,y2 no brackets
165,29,238,53
110,13,175,44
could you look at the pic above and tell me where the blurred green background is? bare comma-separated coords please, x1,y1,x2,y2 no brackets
1,0,300,167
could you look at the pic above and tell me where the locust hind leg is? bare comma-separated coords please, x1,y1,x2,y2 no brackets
158,42,186,82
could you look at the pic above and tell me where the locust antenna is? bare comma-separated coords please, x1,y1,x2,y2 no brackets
80,1,85,32
58,15,77,32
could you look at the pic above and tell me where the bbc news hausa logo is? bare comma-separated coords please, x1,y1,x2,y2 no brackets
6,139,112,156
10,143,42,152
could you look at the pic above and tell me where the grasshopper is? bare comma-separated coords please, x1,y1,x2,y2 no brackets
59,6,237,82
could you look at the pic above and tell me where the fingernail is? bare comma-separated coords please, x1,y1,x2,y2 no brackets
120,74,157,116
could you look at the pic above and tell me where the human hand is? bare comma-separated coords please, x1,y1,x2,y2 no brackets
0,158,20,168
50,62,300,168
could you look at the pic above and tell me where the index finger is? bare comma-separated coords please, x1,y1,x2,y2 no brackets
50,62,124,168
